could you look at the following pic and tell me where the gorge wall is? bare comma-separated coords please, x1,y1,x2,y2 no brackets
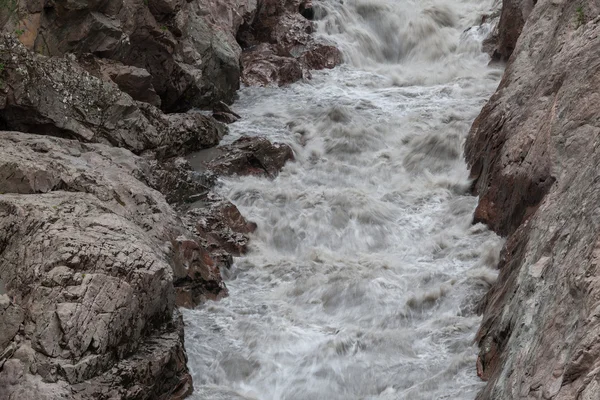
0,0,331,398
467,0,600,398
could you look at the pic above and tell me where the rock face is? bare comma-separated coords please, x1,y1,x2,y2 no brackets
0,0,319,397
1,0,258,111
0,35,224,156
0,131,227,398
1,0,339,110
466,1,600,398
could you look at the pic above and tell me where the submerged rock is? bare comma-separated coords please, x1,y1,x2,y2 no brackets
466,1,600,398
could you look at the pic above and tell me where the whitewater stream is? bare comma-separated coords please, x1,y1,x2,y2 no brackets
183,0,504,398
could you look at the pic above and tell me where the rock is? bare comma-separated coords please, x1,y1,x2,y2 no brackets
0,130,229,397
147,156,214,205
237,0,342,86
466,1,600,398
0,295,23,353
483,0,534,62
241,43,306,87
16,0,259,111
0,35,224,156
213,101,242,124
100,60,162,107
205,136,294,177
171,236,228,308
184,193,257,258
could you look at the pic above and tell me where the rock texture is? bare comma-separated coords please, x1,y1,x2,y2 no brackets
1,0,258,111
0,35,224,156
0,131,226,398
202,136,295,177
483,0,534,62
466,0,600,398
0,0,319,397
1,0,339,109
237,0,342,86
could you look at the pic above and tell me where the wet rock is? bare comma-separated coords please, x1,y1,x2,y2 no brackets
466,1,600,398
241,43,306,87
213,101,242,124
0,35,223,156
185,193,257,258
172,236,228,308
0,131,228,398
237,0,342,86
206,136,294,177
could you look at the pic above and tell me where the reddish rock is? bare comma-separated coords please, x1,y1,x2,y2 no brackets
467,1,600,398
241,43,305,86
238,0,342,86
180,193,256,284
172,237,228,307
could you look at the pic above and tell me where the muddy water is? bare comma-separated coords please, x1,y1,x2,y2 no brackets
183,0,503,398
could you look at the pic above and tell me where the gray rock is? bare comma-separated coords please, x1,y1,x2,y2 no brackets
0,131,227,398
0,35,223,156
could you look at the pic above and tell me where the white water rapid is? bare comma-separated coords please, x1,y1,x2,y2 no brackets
183,0,504,398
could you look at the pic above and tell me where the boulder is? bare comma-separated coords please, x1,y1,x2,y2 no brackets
185,193,257,258
201,136,295,177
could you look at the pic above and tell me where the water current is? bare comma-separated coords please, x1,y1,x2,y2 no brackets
183,0,504,398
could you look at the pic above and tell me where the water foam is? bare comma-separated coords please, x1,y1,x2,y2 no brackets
183,0,503,398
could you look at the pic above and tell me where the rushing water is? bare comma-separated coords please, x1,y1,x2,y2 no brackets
183,0,504,398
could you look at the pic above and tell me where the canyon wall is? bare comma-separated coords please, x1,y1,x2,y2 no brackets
467,0,600,398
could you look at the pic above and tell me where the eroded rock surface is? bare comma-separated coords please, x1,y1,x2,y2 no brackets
0,131,226,398
466,1,600,398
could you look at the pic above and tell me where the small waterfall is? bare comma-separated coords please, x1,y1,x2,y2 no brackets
183,0,504,398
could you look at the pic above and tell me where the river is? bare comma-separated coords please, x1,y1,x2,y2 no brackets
182,0,503,398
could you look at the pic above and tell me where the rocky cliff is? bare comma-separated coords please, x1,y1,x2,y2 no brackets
467,0,600,398
0,0,314,397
